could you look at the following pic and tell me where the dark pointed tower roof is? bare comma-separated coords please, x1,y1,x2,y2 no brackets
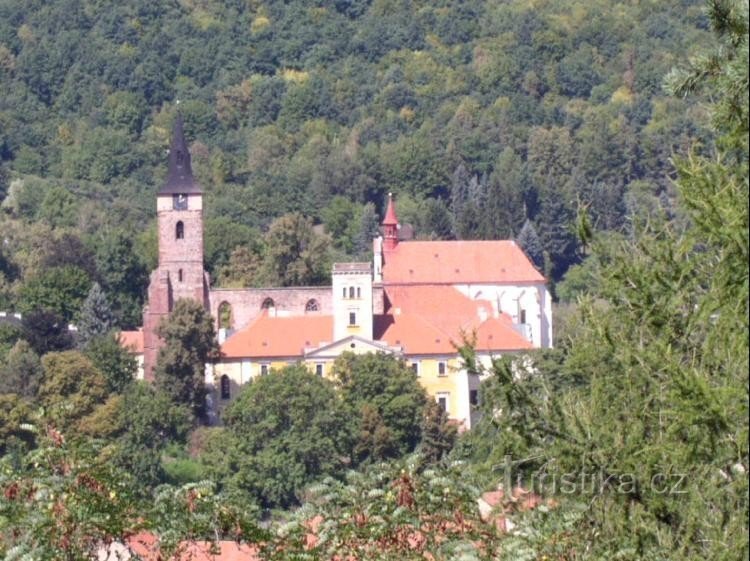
159,114,203,195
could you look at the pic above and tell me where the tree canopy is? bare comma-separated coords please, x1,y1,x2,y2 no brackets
216,364,353,508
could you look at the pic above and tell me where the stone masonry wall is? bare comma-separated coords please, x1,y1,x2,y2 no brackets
208,284,385,332
208,287,333,331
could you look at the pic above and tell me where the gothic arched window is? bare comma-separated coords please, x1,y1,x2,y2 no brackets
261,297,275,310
176,221,185,239
218,301,232,329
305,299,319,313
220,375,230,400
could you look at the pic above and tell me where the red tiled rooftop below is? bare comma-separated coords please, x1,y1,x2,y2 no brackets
126,532,260,561
119,329,144,354
221,313,334,359
374,312,456,354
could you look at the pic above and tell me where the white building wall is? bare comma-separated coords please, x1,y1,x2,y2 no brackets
454,368,472,429
332,268,374,341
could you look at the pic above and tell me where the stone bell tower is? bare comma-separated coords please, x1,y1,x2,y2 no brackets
142,115,209,380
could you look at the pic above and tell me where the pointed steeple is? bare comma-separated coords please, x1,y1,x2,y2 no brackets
383,192,398,225
382,192,399,251
160,114,203,194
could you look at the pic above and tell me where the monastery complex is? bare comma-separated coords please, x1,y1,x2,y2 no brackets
121,118,553,429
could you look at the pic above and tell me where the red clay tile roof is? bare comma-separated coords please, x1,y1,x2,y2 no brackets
126,532,260,561
119,329,144,354
221,314,333,359
382,193,398,226
375,286,532,354
384,285,493,333
220,286,530,359
374,312,456,354
475,317,532,352
381,240,544,284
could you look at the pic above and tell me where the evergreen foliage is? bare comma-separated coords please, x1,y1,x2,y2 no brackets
419,399,458,467
76,282,115,346
0,0,717,297
354,202,381,257
460,4,749,557
516,220,544,271
0,1,746,557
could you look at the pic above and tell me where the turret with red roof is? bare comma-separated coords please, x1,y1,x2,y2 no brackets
382,192,399,252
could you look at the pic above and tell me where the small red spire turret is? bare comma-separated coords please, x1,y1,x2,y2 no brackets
382,192,399,251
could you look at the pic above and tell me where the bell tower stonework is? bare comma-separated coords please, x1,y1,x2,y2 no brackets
142,115,209,380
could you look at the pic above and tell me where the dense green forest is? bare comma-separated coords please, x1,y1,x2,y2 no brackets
0,0,718,327
0,0,747,559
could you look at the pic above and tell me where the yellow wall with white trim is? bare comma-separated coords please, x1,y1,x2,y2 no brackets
212,353,472,426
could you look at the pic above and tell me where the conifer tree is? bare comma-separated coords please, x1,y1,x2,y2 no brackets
516,220,544,270
419,399,457,466
420,197,453,240
450,163,471,217
354,202,380,257
535,197,579,278
481,147,526,239
465,4,749,555
76,282,115,347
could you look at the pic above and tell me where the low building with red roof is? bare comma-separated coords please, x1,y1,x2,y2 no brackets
118,328,145,380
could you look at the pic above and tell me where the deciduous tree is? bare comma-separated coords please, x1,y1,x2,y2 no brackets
154,299,218,419
38,351,108,432
219,365,353,508
262,213,332,286
0,340,42,398
333,352,427,462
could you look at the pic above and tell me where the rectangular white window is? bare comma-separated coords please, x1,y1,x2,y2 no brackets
438,361,447,376
260,364,269,376
315,363,324,376
411,361,420,376
349,312,357,326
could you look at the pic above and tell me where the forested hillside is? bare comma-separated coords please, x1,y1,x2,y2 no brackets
0,1,747,559
0,0,716,327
